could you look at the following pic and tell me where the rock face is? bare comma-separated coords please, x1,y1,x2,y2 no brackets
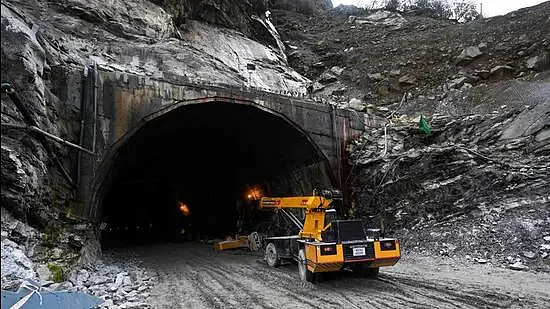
150,0,266,33
268,0,332,15
348,89,550,270
525,53,550,71
148,0,333,41
1,238,38,290
272,2,550,104
348,10,407,29
0,0,324,289
1,207,98,290
1,209,39,290
500,100,550,139
456,46,483,64
1,1,85,233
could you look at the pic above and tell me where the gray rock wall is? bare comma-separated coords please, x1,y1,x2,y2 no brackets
1,2,79,228
1,0,319,226
268,0,332,15
349,81,550,269
351,95,549,228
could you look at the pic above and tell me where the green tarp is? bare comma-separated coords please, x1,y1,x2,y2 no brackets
419,114,432,136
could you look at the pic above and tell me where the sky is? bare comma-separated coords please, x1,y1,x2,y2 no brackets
331,0,548,17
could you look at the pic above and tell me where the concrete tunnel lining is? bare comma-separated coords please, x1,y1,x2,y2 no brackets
90,98,336,247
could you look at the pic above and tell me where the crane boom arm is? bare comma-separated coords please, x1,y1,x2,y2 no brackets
257,189,343,240
259,196,333,210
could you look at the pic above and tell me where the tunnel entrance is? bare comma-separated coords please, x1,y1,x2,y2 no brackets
96,101,334,248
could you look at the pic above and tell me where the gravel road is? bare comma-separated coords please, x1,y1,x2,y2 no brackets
121,243,550,309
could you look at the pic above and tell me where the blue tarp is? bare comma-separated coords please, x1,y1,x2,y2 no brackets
1,279,103,309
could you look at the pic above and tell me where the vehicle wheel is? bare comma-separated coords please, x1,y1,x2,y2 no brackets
298,249,315,282
314,272,324,282
265,243,280,267
369,267,379,278
354,264,374,278
248,232,262,252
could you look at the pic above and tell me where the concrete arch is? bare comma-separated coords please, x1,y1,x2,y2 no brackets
88,96,336,224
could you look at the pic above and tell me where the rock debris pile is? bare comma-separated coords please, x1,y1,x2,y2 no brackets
67,252,158,309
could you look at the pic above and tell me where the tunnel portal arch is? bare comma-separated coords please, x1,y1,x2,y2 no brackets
89,97,337,245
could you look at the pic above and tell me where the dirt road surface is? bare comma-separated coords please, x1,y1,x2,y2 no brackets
120,243,550,308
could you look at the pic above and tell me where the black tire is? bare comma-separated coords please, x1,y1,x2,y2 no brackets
355,265,379,278
369,267,379,278
298,249,315,282
314,272,324,282
352,264,368,277
265,243,281,267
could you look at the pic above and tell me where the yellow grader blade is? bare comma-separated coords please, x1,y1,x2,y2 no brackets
214,236,249,251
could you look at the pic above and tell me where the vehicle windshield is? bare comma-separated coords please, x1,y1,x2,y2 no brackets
338,220,366,241
324,209,337,228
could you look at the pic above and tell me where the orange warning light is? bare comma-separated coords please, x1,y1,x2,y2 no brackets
177,201,190,216
246,187,262,200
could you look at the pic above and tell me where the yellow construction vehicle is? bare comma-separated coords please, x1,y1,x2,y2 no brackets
259,189,400,282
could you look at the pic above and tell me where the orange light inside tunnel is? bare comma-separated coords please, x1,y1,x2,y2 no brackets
246,187,263,200
177,201,190,216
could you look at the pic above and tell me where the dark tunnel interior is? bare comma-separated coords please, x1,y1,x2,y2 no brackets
99,102,333,248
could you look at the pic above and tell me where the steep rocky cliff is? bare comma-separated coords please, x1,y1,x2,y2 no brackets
272,3,550,105
269,2,550,270
348,91,549,270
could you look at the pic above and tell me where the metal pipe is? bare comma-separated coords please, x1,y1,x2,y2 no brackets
2,83,77,187
280,209,303,230
381,93,405,158
382,122,390,158
331,105,342,188
77,66,88,186
329,105,341,188
281,210,301,229
1,123,95,155
387,93,407,120
92,62,98,153
31,125,95,155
